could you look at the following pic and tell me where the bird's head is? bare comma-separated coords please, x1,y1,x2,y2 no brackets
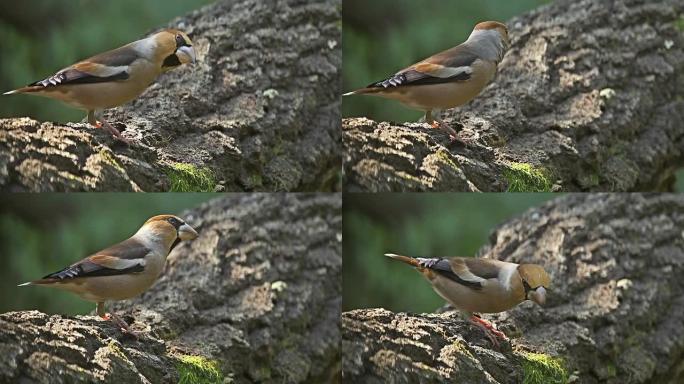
517,264,551,306
470,21,510,62
152,29,196,71
139,214,199,251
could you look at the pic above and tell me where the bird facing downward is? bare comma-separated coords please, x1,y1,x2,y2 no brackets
344,21,509,140
3,29,196,143
18,215,198,336
385,253,550,346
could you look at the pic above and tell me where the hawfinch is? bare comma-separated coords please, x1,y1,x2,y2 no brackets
3,29,196,143
344,21,509,139
385,253,550,346
19,215,198,336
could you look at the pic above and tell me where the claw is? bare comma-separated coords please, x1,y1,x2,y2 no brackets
469,315,508,348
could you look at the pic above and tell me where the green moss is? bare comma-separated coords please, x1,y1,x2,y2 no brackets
176,355,224,384
503,162,553,192
99,149,124,173
521,352,569,384
436,149,460,171
166,163,216,192
675,15,684,31
107,340,126,359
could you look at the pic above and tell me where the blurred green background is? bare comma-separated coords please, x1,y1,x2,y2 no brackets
342,0,549,122
343,193,557,312
0,0,214,123
0,194,217,316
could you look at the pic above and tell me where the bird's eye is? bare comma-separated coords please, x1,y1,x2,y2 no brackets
167,217,181,227
175,34,192,47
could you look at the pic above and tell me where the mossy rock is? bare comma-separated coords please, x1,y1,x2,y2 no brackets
503,162,553,192
166,163,217,192
521,352,569,384
175,355,225,384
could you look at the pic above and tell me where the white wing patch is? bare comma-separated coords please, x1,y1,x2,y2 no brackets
498,263,518,291
454,268,487,284
423,65,473,79
103,257,146,270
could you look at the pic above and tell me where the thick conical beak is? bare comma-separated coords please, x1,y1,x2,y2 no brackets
177,45,196,64
178,223,198,240
529,286,547,306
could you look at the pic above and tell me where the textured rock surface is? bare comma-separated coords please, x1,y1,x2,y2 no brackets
343,194,684,383
343,0,684,192
0,194,342,383
0,0,341,192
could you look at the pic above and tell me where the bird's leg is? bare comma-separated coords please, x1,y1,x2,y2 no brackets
96,302,139,338
469,314,507,347
425,110,459,141
87,110,130,144
99,119,130,143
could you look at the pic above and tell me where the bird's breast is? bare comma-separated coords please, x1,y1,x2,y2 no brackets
431,275,522,314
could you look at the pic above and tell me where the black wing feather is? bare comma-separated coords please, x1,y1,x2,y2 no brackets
29,68,129,88
418,258,484,290
42,260,143,280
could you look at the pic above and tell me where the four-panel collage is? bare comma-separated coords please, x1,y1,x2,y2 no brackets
0,0,682,383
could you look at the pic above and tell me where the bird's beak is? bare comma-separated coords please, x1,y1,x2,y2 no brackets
529,286,547,306
176,45,196,64
178,223,198,240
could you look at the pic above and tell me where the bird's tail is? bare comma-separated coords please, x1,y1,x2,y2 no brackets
384,253,422,267
17,278,58,287
4,86,43,95
343,87,384,97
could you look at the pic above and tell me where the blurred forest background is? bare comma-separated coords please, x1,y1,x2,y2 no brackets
342,0,549,122
0,194,217,316
343,194,556,312
0,0,214,123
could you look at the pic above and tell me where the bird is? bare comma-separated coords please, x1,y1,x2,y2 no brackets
18,215,198,336
3,29,196,143
344,21,510,140
384,253,550,346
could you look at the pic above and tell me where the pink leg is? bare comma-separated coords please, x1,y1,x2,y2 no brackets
469,315,507,347
91,119,130,144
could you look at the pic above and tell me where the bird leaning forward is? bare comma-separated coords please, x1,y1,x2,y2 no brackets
3,29,196,144
384,253,550,347
344,21,509,140
18,215,198,337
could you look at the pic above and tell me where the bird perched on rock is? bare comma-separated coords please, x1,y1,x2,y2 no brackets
3,29,196,143
384,253,550,346
19,215,198,336
344,21,509,140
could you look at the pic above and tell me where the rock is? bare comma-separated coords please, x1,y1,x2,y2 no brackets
343,194,684,383
343,0,684,192
0,193,342,383
0,0,342,192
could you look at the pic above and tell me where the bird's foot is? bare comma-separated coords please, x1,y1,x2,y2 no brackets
469,315,507,348
429,120,460,140
103,312,141,339
93,120,131,144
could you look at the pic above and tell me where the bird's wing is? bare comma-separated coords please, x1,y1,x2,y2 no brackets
366,45,479,89
26,45,138,90
413,257,485,290
40,237,150,281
